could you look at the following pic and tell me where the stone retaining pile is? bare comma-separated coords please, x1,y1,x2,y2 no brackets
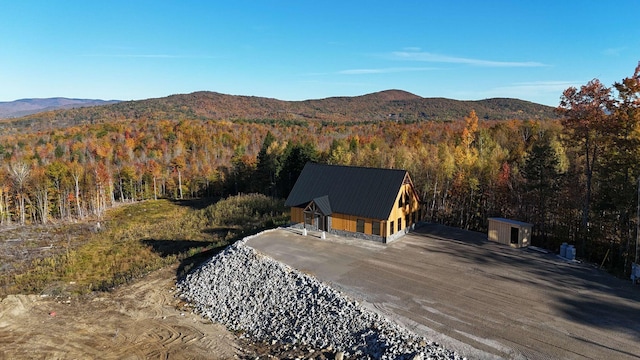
178,239,461,359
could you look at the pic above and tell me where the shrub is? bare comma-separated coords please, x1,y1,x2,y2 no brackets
202,193,287,228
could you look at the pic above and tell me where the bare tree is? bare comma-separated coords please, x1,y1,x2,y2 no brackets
9,162,31,225
69,161,84,219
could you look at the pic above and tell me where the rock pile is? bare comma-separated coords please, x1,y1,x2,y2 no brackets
178,237,461,360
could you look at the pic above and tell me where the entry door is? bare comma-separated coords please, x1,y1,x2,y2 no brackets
510,227,519,245
316,215,327,231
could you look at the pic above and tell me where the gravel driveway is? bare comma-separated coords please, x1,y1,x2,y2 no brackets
246,224,640,360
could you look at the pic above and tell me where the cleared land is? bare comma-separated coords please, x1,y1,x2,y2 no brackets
0,265,240,360
247,225,640,360
0,261,343,360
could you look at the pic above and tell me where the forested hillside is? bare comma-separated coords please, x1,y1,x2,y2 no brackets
0,64,639,278
0,90,556,134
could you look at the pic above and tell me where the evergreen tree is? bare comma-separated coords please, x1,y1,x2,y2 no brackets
255,131,280,196
522,135,560,247
277,142,319,198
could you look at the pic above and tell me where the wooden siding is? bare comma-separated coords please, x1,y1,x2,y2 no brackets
330,213,384,235
291,207,304,223
386,182,421,236
287,171,422,240
488,218,532,248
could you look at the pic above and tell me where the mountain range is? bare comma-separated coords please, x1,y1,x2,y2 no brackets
0,90,558,133
0,98,120,119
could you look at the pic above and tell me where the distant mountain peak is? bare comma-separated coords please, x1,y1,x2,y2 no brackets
362,89,422,101
1,90,558,134
0,98,120,119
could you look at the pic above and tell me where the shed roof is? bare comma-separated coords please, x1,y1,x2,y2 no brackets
488,217,533,227
285,163,410,220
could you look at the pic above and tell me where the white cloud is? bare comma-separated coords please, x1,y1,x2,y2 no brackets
389,50,546,67
495,80,583,93
454,80,584,105
338,67,437,75
82,54,219,59
602,47,625,56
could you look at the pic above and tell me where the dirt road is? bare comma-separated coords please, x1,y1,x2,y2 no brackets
247,225,640,360
0,266,240,360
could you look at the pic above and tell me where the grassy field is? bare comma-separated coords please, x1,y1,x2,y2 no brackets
0,194,288,297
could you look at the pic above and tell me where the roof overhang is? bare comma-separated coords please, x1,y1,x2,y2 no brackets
303,195,332,216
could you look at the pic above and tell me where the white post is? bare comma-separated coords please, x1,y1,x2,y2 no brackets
321,231,326,239
303,228,307,236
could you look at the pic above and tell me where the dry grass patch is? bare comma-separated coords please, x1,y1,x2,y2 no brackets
2,194,287,297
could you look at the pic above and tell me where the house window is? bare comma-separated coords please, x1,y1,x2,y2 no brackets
398,196,403,208
390,221,394,235
372,221,380,236
397,218,402,232
356,219,365,233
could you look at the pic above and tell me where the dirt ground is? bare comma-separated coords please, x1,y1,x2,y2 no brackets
0,265,242,360
0,219,339,360
0,264,340,360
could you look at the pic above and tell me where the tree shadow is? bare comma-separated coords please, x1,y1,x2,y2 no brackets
408,223,640,340
167,197,220,210
557,296,640,343
143,224,274,281
414,223,489,246
175,244,230,280
141,239,213,257
141,238,229,280
201,227,239,237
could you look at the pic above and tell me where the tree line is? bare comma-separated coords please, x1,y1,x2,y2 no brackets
1,63,638,277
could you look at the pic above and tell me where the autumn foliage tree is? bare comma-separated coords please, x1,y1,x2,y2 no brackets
558,79,613,257
1,62,640,278
557,62,640,272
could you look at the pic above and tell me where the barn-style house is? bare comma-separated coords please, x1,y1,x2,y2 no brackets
285,163,423,243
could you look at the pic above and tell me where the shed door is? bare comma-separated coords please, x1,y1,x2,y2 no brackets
510,227,519,245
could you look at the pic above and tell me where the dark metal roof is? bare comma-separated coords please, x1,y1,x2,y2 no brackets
285,163,409,220
312,195,332,215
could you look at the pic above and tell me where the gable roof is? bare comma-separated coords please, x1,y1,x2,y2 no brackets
311,195,332,215
285,163,412,220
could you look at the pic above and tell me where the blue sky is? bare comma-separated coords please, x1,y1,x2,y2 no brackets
1,1,638,106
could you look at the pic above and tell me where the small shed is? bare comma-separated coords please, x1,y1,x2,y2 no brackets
487,218,532,248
